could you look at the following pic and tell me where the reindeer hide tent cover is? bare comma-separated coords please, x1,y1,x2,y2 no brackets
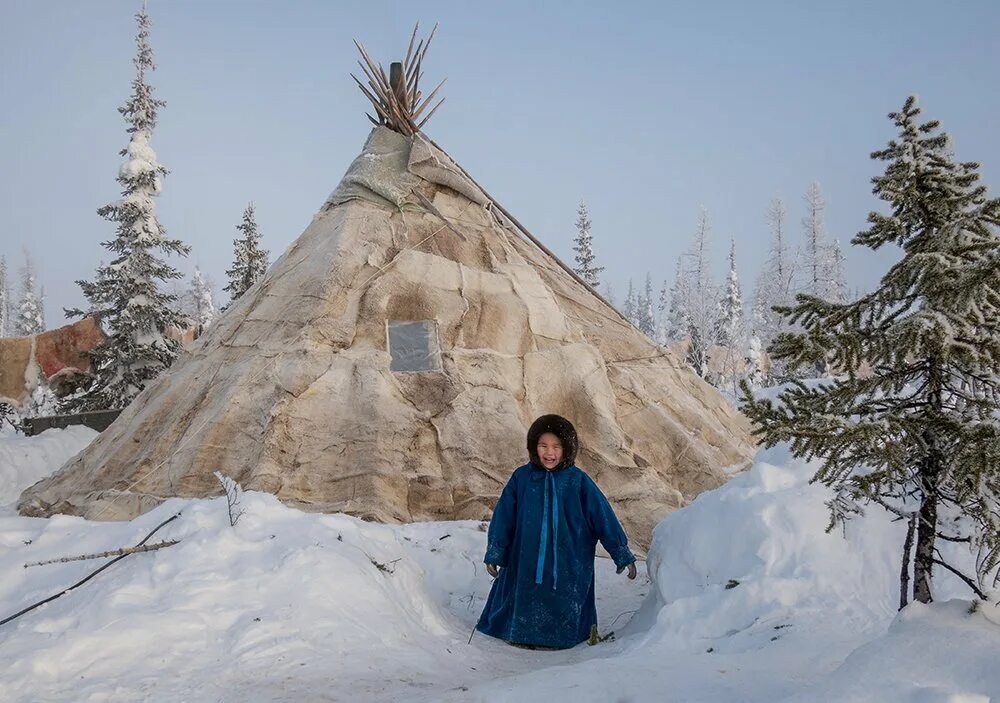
19,35,753,550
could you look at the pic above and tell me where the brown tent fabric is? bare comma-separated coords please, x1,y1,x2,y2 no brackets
0,317,105,407
0,336,33,406
19,128,755,550
35,317,105,380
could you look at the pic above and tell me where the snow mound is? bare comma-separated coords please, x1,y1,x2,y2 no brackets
0,426,97,513
784,600,1000,702
3,426,997,701
0,493,461,702
448,443,998,703
644,442,972,652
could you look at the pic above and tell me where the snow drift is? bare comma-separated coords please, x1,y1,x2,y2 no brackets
1,494,464,702
2,427,998,702
0,426,97,514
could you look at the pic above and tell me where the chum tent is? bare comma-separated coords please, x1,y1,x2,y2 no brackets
19,27,754,550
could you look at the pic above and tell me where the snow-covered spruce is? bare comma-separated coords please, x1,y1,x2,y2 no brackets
636,273,656,338
655,278,669,344
742,96,1000,605
663,256,689,344
65,8,189,412
713,239,747,390
20,381,59,420
622,279,637,326
223,202,269,309
14,250,44,337
0,402,18,433
0,255,10,337
184,266,215,334
571,200,603,289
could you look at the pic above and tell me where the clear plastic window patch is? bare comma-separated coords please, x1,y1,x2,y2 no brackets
387,320,443,373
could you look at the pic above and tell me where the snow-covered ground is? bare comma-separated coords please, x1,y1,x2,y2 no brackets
0,427,997,702
0,426,97,515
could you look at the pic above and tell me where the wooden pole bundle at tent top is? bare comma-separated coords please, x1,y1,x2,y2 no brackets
351,24,641,335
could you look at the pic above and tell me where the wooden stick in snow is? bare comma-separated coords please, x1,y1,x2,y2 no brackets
0,512,181,629
24,539,180,568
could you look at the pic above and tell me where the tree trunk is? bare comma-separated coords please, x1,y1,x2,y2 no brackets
913,488,937,603
899,513,916,610
914,359,943,604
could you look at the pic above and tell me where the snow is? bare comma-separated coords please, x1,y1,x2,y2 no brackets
0,426,998,701
0,426,97,514
784,600,1000,702
118,130,162,192
647,444,905,644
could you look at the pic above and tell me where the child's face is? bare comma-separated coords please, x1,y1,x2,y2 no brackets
536,432,564,470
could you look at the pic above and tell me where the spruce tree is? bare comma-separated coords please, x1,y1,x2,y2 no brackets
664,257,690,344
656,279,670,344
622,279,637,326
37,287,46,331
186,266,216,334
714,240,747,390
828,239,849,303
0,401,18,432
15,250,44,336
741,97,1000,606
745,334,765,389
23,380,59,418
571,200,604,288
0,255,10,336
714,240,745,347
637,273,656,338
66,7,190,411
224,202,269,308
686,324,709,379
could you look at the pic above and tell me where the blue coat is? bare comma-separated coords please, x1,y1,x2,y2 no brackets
476,463,636,649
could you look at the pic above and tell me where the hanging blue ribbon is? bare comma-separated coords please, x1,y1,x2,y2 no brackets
551,472,559,590
534,471,559,590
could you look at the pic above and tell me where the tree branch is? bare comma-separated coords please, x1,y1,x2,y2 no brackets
930,557,986,600
935,532,971,544
24,539,180,568
900,514,916,610
0,512,181,628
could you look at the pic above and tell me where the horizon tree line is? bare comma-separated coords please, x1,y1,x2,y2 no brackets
572,183,850,391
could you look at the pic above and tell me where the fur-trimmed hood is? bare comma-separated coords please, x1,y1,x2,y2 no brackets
526,414,578,470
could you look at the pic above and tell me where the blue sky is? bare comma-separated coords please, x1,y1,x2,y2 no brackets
2,0,998,324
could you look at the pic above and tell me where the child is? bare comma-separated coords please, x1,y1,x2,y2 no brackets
476,414,638,649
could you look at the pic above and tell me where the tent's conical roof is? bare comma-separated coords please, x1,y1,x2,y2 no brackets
19,127,754,550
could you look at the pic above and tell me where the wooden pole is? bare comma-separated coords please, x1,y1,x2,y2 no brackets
24,539,180,568
390,62,407,108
